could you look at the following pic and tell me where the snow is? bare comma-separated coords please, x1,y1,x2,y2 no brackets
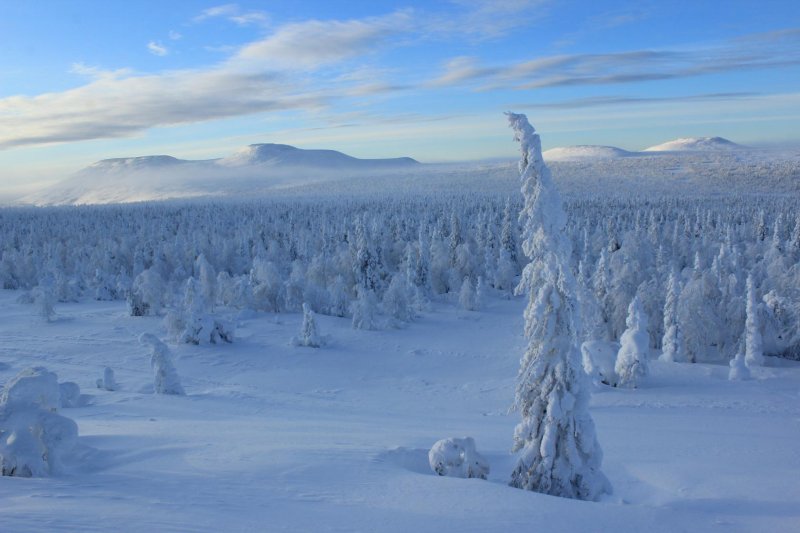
16,140,800,206
428,437,490,479
543,145,634,161
644,136,745,152
0,291,798,529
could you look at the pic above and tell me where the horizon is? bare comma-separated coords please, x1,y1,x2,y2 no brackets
1,1,799,193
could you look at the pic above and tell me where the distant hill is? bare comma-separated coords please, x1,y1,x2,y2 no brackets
219,143,419,169
543,145,635,161
643,137,746,152
20,144,421,205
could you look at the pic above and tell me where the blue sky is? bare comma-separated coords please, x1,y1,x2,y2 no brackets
1,0,799,192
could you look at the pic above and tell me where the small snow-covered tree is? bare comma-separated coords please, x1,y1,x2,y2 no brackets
292,303,323,348
129,268,164,316
615,295,650,388
382,274,414,325
506,113,610,500
459,276,478,311
744,274,764,367
139,334,185,395
351,286,379,330
659,269,681,362
96,367,117,391
728,338,751,380
32,275,56,322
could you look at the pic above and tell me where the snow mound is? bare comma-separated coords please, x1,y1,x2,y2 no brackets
543,145,634,161
644,137,745,152
428,437,489,479
0,367,80,477
218,143,419,169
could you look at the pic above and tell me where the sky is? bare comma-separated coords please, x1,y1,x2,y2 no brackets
1,0,799,193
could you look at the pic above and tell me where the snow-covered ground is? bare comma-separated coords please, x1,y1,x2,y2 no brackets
1,289,798,532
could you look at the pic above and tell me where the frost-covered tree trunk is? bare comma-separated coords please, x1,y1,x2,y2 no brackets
506,113,610,501
615,295,650,388
745,274,764,367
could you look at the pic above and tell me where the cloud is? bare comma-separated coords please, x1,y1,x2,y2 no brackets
147,41,168,56
517,92,762,109
193,3,269,26
440,0,552,39
0,69,325,149
231,11,411,70
431,28,800,89
168,30,182,41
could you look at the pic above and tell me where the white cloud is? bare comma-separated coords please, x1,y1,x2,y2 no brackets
194,3,269,26
231,11,411,70
147,41,168,56
168,30,183,40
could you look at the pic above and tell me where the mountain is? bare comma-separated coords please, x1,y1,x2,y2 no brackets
543,145,634,161
219,143,419,169
643,137,746,152
21,145,420,206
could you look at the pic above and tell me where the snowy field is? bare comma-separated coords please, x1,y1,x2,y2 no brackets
2,132,800,531
0,289,799,532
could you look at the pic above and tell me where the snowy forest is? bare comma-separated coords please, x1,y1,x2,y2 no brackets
3,192,799,362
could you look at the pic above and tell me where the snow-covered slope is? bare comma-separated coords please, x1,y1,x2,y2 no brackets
543,145,634,161
0,290,798,531
644,136,746,152
219,143,419,169
21,145,420,206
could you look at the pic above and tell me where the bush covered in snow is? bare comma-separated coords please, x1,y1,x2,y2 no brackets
139,334,185,395
428,437,489,480
0,367,79,477
292,303,324,348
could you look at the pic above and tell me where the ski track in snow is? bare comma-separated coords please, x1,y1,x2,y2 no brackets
1,291,799,532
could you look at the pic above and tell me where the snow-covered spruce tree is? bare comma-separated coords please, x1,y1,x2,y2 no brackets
32,274,56,322
292,303,323,348
139,334,185,395
615,295,650,388
351,285,379,330
459,276,478,311
129,268,164,316
744,274,764,367
506,113,610,500
729,338,751,380
659,268,681,363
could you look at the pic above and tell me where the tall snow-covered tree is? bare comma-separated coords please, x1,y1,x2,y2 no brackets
659,268,681,362
745,274,764,367
615,295,650,388
506,112,610,501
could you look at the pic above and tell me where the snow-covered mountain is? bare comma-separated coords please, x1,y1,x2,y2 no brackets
219,143,418,169
21,144,420,206
543,145,634,161
643,136,746,152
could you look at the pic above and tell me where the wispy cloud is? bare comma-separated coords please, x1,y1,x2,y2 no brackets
147,41,168,56
168,30,182,41
431,28,800,89
193,3,269,26
517,92,761,109
231,11,411,70
0,70,324,149
439,0,552,39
